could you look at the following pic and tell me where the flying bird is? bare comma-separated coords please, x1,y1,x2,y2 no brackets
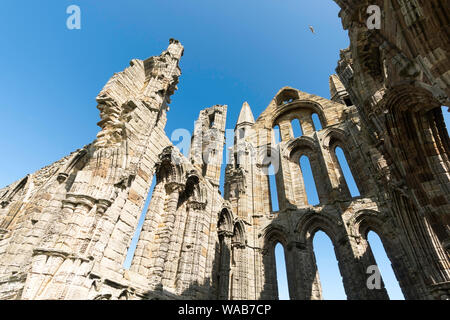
309,26,316,34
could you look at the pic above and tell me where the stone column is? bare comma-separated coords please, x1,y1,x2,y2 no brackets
173,206,195,295
289,242,322,300
346,235,390,299
298,112,315,135
259,245,279,300
334,235,389,300
279,120,292,141
217,232,232,300
150,182,183,289
174,200,207,298
230,243,248,300
163,199,192,291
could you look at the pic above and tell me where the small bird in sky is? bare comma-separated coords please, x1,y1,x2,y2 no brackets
309,25,316,34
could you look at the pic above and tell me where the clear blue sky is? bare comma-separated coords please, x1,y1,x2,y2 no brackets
1,0,448,300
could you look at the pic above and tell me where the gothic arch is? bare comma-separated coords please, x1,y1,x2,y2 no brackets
271,101,327,130
155,147,186,185
382,83,445,113
183,170,207,205
232,220,246,246
57,148,89,189
262,224,289,249
349,209,425,299
381,84,450,250
349,209,392,240
296,212,344,245
2,176,29,203
0,175,31,230
322,128,348,150
283,136,318,161
230,219,248,300
275,87,300,106
285,137,333,204
321,128,354,174
217,205,235,300
218,207,234,235
321,127,365,196
62,149,89,175
260,224,292,300
93,294,112,300
294,211,355,300
118,289,130,300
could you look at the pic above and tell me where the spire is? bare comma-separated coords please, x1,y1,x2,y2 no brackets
329,74,351,105
329,74,345,100
236,102,255,129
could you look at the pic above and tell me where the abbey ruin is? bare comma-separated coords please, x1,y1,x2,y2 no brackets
0,1,449,300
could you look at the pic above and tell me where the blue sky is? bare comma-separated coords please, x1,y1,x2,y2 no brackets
0,0,349,188
1,0,448,300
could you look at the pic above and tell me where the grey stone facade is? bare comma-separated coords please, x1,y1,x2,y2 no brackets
0,0,449,300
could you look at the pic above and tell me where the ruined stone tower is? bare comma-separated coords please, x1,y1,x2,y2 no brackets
0,0,449,300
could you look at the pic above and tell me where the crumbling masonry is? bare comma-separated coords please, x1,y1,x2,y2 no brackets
0,0,449,300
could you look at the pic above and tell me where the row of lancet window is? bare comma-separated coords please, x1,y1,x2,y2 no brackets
274,230,404,300
272,113,323,144
268,145,360,210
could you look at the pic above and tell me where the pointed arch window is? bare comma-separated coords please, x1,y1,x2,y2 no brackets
232,222,245,246
273,125,281,145
291,118,303,138
313,231,346,300
268,164,279,212
312,113,323,131
208,113,216,128
275,243,290,300
367,231,404,300
442,106,449,135
299,155,320,205
123,175,157,269
335,146,360,197
343,97,353,106
238,128,245,139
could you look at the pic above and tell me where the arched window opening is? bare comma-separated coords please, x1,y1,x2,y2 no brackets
335,147,360,197
275,243,290,300
233,151,239,168
291,118,303,138
232,222,245,246
268,164,279,212
367,231,404,300
208,113,215,128
273,125,281,145
299,155,319,205
313,231,346,300
442,106,449,135
276,89,299,106
202,162,207,177
123,175,157,269
218,209,232,233
238,128,245,139
312,113,323,131
344,97,353,106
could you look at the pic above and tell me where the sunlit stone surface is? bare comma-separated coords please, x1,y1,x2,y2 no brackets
0,0,449,300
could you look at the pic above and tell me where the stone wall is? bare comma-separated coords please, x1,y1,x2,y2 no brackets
0,0,449,300
224,86,439,300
